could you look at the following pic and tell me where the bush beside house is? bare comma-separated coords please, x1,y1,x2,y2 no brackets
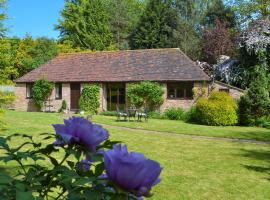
79,85,100,114
192,92,238,126
127,81,163,110
32,79,54,111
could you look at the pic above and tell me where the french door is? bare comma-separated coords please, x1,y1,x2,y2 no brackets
106,83,126,111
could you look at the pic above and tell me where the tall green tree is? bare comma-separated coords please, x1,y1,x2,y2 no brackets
0,0,7,37
56,0,114,50
238,64,270,125
130,0,176,49
106,0,146,49
202,0,236,28
130,0,202,60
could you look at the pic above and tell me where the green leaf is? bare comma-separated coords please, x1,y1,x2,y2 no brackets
0,174,12,184
16,191,35,200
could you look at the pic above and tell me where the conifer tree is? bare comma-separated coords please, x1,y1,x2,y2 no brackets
56,0,113,50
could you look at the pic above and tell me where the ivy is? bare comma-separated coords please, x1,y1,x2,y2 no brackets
127,81,164,110
32,79,54,111
79,85,100,114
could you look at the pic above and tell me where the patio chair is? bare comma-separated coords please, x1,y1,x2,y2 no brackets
127,107,137,121
116,106,127,121
137,107,149,122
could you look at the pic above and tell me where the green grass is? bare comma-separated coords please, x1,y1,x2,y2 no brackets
93,115,270,142
1,111,270,199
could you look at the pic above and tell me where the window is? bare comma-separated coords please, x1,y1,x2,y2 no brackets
167,82,194,99
26,83,33,98
219,88,230,93
55,83,62,99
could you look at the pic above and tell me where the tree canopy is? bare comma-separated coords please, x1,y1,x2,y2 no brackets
0,0,7,37
56,0,114,50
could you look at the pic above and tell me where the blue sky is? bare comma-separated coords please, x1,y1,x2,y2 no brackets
5,0,64,39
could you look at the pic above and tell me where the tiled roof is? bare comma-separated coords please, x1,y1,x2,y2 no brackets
15,48,210,83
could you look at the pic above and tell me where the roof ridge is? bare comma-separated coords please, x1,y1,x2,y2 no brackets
58,48,180,56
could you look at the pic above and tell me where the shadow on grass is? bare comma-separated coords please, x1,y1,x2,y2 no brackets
237,131,270,142
241,149,270,179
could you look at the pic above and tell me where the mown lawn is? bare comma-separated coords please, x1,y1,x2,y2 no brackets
1,111,270,200
92,115,270,142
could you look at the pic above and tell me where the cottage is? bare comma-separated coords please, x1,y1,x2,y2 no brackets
15,48,227,112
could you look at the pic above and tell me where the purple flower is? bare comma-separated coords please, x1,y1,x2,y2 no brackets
78,158,92,171
53,117,109,151
104,144,162,197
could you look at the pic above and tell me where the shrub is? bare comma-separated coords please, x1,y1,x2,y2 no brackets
255,117,270,129
194,92,238,126
148,111,165,119
58,100,68,113
184,106,198,123
0,91,15,108
164,107,185,120
100,111,118,116
32,79,54,110
127,81,163,110
79,85,100,114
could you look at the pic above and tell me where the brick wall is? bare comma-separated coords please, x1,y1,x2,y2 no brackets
160,82,210,112
14,83,38,111
15,81,211,112
14,83,71,112
212,82,244,99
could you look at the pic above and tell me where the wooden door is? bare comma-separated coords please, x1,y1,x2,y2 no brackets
70,83,81,110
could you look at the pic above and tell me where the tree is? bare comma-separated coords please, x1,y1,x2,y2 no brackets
56,0,114,50
230,0,270,24
0,0,7,37
235,18,270,88
238,64,270,125
202,19,235,64
201,0,236,28
106,0,145,49
130,0,179,49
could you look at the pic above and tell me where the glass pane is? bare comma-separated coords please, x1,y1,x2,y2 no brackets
176,88,184,98
168,88,175,98
185,83,194,99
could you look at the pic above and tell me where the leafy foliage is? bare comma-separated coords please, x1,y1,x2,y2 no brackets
106,0,146,49
202,19,235,64
164,107,185,120
127,81,164,110
201,0,236,28
56,0,114,50
32,79,54,110
0,117,162,199
130,0,177,49
59,100,68,113
238,65,270,125
0,0,7,37
194,92,238,126
100,111,118,116
79,85,100,114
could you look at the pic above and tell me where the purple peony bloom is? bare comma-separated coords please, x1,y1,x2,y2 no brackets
53,117,109,151
104,144,162,197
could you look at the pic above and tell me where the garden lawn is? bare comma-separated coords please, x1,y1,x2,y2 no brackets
92,115,270,142
1,111,270,200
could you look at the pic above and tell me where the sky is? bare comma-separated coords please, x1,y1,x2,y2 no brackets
4,0,65,39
